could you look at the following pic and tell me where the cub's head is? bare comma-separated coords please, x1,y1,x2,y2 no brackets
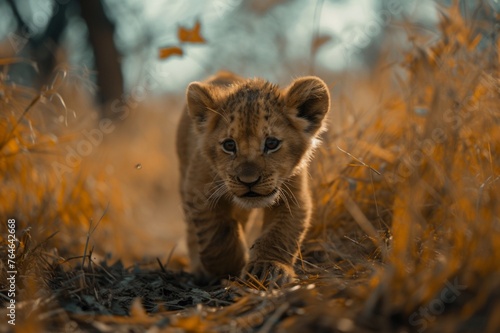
186,75,330,209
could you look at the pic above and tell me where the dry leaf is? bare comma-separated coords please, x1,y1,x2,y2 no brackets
178,20,206,44
158,46,183,59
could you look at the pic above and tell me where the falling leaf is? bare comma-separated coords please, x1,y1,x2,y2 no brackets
250,0,288,13
158,46,183,60
178,20,206,44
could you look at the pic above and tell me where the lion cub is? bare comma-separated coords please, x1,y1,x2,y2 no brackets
176,72,330,286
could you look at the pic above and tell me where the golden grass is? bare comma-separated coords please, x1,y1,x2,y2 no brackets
1,4,499,332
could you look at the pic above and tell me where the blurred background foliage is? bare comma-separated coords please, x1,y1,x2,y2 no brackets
0,0,442,98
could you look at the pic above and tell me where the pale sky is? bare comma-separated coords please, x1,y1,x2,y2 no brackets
0,0,438,93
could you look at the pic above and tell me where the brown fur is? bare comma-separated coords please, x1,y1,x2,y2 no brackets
176,71,330,286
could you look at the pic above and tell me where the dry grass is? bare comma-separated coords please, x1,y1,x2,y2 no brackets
1,4,499,332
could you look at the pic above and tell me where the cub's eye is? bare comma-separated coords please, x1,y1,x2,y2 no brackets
221,139,237,154
264,137,281,153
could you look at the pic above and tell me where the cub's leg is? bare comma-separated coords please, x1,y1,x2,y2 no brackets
185,222,203,276
243,172,311,286
182,185,248,280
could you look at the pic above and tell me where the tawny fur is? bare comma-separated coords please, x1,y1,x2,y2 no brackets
176,71,330,286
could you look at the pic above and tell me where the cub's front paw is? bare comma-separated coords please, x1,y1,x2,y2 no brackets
242,260,295,288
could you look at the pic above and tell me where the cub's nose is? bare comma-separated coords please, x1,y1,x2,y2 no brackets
237,175,261,188
236,162,262,188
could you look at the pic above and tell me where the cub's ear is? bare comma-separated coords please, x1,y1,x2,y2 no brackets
284,76,330,134
186,82,216,131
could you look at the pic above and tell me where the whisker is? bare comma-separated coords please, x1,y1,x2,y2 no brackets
207,182,228,210
281,181,300,207
278,188,293,216
207,181,225,196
